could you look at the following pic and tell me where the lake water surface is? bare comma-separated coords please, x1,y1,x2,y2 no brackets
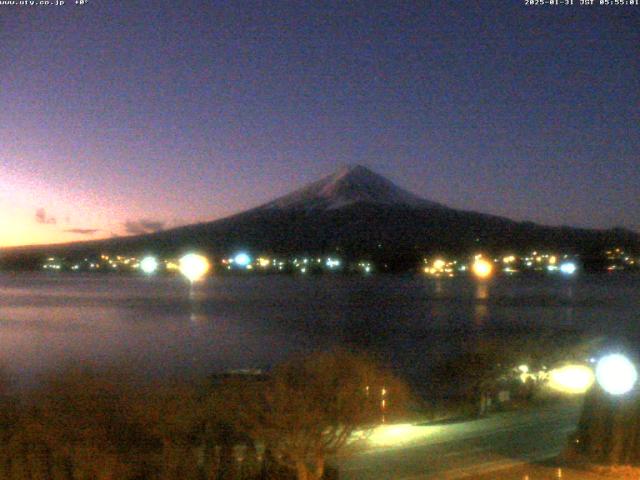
1,272,639,390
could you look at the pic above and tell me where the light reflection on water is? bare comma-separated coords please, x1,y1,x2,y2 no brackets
474,282,489,327
0,272,639,388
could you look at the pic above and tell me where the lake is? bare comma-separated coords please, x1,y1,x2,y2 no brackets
1,272,639,391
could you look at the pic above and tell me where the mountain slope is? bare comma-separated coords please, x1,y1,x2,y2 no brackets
1,166,639,268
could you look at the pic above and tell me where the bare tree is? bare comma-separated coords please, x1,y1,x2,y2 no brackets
216,350,410,480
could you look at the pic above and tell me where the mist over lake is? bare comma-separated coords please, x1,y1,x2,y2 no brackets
1,273,639,390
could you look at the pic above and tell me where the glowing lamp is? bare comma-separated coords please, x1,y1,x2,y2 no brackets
140,256,159,274
326,258,341,269
433,259,446,270
547,364,595,394
179,253,210,283
596,354,638,395
472,258,493,279
560,262,577,275
234,252,251,267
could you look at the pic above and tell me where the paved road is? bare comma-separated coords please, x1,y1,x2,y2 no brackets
337,399,583,479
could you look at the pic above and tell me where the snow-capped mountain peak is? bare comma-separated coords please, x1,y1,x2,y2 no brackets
259,165,441,211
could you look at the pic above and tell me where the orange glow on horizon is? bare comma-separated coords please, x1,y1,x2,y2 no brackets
0,205,71,247
0,170,189,248
0,203,115,248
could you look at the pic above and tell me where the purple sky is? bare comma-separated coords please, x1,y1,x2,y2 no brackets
1,1,638,246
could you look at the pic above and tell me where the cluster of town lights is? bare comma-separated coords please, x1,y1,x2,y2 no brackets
40,247,636,276
143,251,351,281
419,254,581,279
417,247,597,279
47,251,367,277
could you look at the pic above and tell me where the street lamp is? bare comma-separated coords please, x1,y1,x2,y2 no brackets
595,354,638,396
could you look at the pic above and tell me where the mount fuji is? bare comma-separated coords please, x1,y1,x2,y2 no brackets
257,165,441,211
2,165,638,269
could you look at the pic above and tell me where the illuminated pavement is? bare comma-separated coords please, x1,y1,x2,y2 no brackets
337,399,583,480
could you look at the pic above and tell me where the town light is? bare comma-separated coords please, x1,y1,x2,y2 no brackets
560,262,577,275
433,259,446,270
140,256,159,274
472,258,493,279
547,364,595,394
179,253,210,283
326,258,341,269
234,252,251,267
596,354,638,395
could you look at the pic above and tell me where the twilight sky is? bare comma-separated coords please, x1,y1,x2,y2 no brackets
1,1,638,247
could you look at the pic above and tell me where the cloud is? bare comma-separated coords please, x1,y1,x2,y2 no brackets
123,219,166,236
64,228,100,235
35,208,57,225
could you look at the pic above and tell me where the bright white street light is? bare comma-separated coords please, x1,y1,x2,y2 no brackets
140,256,159,274
596,354,638,395
560,262,577,275
179,253,210,283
